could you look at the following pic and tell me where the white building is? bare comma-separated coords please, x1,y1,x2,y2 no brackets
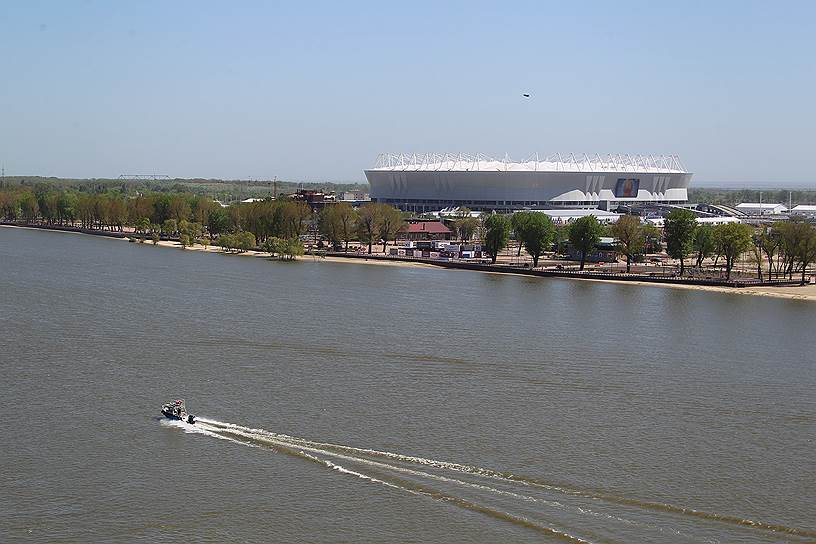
790,205,816,218
528,208,622,224
646,216,741,228
366,153,692,212
735,202,787,215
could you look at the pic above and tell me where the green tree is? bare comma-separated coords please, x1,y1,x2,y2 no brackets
643,224,662,253
263,236,285,257
455,216,478,242
335,203,358,252
510,212,531,257
568,215,603,270
483,214,510,264
692,224,716,268
610,215,645,273
785,220,816,284
162,219,178,237
235,231,256,252
178,233,191,249
217,233,235,253
714,222,754,280
135,217,151,239
356,203,382,254
513,212,555,267
18,191,39,222
318,206,341,250
207,207,230,239
284,237,305,260
378,204,404,252
664,209,697,276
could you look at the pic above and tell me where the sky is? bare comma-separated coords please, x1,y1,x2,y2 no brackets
1,1,815,185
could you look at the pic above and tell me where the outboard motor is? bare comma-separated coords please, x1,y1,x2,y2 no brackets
187,414,196,424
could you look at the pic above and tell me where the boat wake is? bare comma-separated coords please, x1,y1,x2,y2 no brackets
163,417,814,543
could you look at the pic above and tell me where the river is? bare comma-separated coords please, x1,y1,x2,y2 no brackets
1,226,814,543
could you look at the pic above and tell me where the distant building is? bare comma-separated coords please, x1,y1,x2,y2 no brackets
646,216,741,227
790,205,816,219
735,202,787,215
366,152,692,212
338,191,370,202
290,190,332,210
398,221,452,241
567,237,618,263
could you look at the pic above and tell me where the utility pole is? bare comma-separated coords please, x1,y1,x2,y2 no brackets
759,191,763,216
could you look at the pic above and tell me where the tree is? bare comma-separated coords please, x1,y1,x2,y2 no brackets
483,214,510,264
319,206,342,250
643,224,662,254
513,212,555,267
455,216,478,242
162,219,178,237
610,215,645,273
235,231,256,252
263,236,284,257
568,215,603,270
356,203,382,254
378,204,404,252
178,233,191,249
284,237,305,260
207,207,230,240
135,217,151,239
510,212,532,257
692,224,716,268
217,233,235,253
282,201,311,238
335,203,358,252
264,236,303,260
664,209,697,276
714,222,754,280
786,220,816,284
756,229,782,279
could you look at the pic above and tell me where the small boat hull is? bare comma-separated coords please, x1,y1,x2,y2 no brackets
161,403,196,424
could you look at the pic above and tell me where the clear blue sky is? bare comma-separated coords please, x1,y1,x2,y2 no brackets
1,1,815,184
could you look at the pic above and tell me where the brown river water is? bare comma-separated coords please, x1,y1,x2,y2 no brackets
1,226,814,543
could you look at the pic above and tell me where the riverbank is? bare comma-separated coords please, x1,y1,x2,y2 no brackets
3,223,815,301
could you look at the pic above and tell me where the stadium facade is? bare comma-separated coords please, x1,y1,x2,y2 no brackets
365,153,692,212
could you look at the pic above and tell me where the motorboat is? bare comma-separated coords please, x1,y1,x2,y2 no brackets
161,399,196,424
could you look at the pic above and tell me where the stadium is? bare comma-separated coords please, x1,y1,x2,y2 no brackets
365,153,693,212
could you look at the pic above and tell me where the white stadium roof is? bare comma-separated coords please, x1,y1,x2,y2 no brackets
371,153,687,174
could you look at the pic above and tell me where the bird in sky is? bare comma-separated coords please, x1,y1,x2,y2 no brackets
522,93,531,98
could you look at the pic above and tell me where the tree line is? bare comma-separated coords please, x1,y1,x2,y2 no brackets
479,208,816,283
0,186,412,256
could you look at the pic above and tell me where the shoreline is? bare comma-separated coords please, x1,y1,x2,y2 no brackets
4,223,815,301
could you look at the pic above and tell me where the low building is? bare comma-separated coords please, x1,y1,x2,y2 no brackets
790,205,816,219
735,202,788,215
338,191,370,202
290,190,333,210
528,208,622,225
398,221,452,241
567,237,618,263
645,216,741,227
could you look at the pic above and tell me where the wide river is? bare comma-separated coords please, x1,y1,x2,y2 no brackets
1,226,814,543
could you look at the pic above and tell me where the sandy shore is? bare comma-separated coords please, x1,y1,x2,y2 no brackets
5,224,815,301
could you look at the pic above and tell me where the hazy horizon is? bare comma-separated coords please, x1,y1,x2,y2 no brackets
2,1,815,186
